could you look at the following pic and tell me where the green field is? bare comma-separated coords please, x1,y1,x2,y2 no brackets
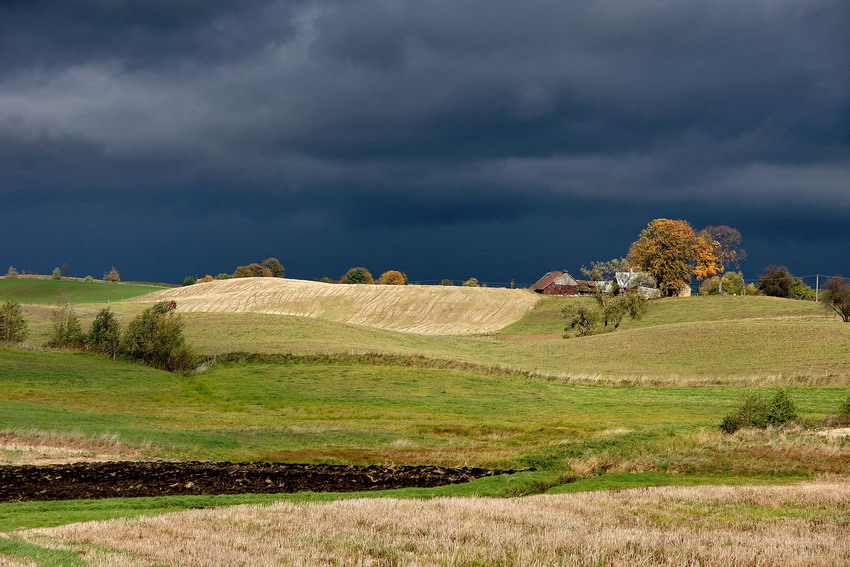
3,281,850,550
0,278,165,304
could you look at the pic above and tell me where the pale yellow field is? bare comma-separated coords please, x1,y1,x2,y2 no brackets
30,481,850,567
0,430,149,466
135,278,540,335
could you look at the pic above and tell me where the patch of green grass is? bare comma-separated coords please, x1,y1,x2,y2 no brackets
0,537,87,567
0,279,164,305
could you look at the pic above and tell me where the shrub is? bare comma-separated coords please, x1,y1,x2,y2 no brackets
440,279,454,286
462,278,480,287
699,272,744,296
789,278,815,300
563,304,601,337
378,270,408,285
5,266,18,279
0,300,28,343
720,389,798,433
233,263,272,278
121,301,194,372
315,276,335,283
87,308,121,359
839,395,850,417
51,267,62,280
758,265,792,298
215,273,232,280
262,258,285,278
182,276,196,286
104,267,121,283
198,275,214,283
83,275,94,282
47,303,85,348
341,267,375,284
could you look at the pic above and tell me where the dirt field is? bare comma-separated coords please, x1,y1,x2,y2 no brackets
30,481,850,566
0,462,515,502
135,278,539,335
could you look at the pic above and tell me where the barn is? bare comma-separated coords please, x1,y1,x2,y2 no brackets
529,271,580,296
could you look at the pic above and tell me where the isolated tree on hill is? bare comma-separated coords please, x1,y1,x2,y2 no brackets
378,270,408,285
122,301,194,372
87,308,121,359
5,267,18,279
823,277,850,322
51,267,62,280
182,276,196,286
628,219,720,297
699,225,746,294
104,267,120,283
47,303,85,348
262,258,285,278
0,300,28,343
440,279,454,286
462,278,480,287
341,267,375,284
758,266,793,298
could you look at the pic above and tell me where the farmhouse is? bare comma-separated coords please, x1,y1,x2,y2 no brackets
529,271,580,296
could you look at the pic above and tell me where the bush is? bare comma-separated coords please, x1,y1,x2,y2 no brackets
563,304,601,337
198,275,214,283
341,267,375,284
699,272,744,295
215,273,232,280
87,308,121,359
378,270,408,285
440,279,454,286
47,303,85,348
316,276,335,283
720,389,798,433
104,267,121,283
182,276,196,286
838,395,850,417
758,265,792,298
262,258,285,278
789,278,815,300
5,266,18,279
51,267,62,280
462,278,480,287
122,301,194,372
0,300,28,343
83,275,94,282
233,263,272,278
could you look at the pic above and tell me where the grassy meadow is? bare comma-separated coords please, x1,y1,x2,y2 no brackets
0,279,165,305
2,278,850,565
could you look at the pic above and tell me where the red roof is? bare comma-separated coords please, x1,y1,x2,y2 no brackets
529,271,563,291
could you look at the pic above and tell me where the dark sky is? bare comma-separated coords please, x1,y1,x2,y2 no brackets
2,1,849,285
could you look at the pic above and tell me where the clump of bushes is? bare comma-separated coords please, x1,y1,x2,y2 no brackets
720,389,798,433
378,270,408,285
43,301,194,373
563,291,648,338
232,258,285,279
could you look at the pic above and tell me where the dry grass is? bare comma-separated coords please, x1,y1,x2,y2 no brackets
135,277,539,335
31,481,850,566
0,555,35,567
0,429,149,466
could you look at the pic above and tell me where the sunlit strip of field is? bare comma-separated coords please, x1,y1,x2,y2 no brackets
26,481,850,567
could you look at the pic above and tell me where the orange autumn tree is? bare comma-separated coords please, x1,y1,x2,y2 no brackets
628,219,720,297
378,270,408,285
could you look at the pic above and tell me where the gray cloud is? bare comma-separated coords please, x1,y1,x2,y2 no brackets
1,0,848,281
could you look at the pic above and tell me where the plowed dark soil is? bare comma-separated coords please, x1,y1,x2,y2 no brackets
0,461,522,502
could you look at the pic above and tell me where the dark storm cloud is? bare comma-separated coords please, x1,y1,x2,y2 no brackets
1,0,848,281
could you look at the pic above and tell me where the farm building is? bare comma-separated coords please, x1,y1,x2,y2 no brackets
529,271,580,296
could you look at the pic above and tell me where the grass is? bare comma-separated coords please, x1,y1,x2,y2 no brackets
0,279,164,305
21,481,850,566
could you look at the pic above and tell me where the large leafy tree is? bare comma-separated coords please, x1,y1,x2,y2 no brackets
628,218,720,297
823,277,850,322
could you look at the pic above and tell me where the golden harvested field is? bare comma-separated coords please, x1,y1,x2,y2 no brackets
30,481,850,567
136,278,539,335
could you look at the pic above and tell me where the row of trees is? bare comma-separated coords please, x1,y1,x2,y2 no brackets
5,266,120,282
0,300,193,372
